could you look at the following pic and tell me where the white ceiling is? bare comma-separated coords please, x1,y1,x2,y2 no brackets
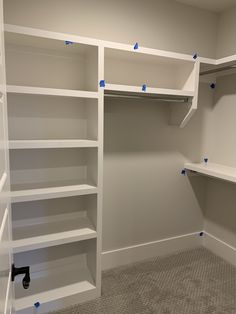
176,0,236,13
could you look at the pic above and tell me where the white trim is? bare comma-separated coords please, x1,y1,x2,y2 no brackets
203,231,236,267
0,207,8,242
102,231,202,270
4,272,11,314
0,172,7,193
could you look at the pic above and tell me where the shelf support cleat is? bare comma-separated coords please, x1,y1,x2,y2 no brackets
204,158,208,164
142,84,147,92
64,40,73,45
34,302,40,308
134,42,139,50
199,232,204,237
210,83,216,89
99,80,105,88
181,169,186,176
193,53,198,60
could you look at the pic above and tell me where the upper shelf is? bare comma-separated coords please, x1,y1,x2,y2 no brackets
185,162,236,184
105,84,194,102
7,85,99,99
199,55,236,78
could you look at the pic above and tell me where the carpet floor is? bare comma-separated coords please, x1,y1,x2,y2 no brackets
48,247,236,314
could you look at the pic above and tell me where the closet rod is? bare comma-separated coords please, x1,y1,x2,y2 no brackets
105,93,189,103
200,64,236,76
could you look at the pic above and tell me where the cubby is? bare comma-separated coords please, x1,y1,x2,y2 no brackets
12,195,97,252
13,239,98,314
7,93,98,145
5,31,98,92
105,48,196,92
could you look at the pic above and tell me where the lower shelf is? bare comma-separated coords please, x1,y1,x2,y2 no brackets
185,162,236,184
13,216,97,253
14,263,96,312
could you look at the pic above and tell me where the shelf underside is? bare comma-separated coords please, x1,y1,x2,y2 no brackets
13,216,96,253
185,162,236,184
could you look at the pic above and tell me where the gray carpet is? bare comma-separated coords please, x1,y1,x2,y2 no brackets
48,248,236,314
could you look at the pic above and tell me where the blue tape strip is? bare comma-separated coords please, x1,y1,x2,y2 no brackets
134,42,139,50
99,80,105,88
65,41,73,45
193,53,198,60
34,302,40,308
142,84,147,92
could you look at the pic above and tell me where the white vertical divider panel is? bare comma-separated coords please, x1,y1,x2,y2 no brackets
95,45,104,295
0,0,13,313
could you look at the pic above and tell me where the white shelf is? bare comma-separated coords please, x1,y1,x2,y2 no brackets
185,162,236,184
7,85,99,99
105,83,194,100
14,263,96,312
12,217,96,253
11,184,98,203
9,140,99,149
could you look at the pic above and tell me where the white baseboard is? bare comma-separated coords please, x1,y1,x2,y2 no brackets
102,231,202,270
203,231,236,267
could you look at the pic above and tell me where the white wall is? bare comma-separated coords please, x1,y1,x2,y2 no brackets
4,0,218,57
203,74,236,249
4,0,219,253
216,6,236,58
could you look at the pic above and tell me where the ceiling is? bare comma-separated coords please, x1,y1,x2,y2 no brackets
176,0,236,13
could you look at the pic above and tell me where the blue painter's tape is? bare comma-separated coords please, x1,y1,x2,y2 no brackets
34,302,40,308
99,80,105,88
65,41,73,45
204,158,208,164
134,42,139,50
142,84,147,92
181,169,186,176
193,53,198,60
210,83,216,89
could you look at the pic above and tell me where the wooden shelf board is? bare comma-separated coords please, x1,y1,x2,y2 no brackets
11,183,98,203
9,140,99,149
7,85,99,99
12,217,96,253
185,162,236,184
105,84,194,99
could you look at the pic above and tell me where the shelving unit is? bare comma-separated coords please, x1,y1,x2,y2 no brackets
4,24,103,313
185,162,236,184
4,23,201,314
104,47,200,127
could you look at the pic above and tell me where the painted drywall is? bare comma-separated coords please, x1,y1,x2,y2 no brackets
203,74,236,249
4,0,218,252
216,6,236,58
4,0,218,58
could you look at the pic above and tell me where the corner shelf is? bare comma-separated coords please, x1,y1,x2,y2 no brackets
12,216,97,253
11,183,98,203
9,140,99,149
185,162,236,184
